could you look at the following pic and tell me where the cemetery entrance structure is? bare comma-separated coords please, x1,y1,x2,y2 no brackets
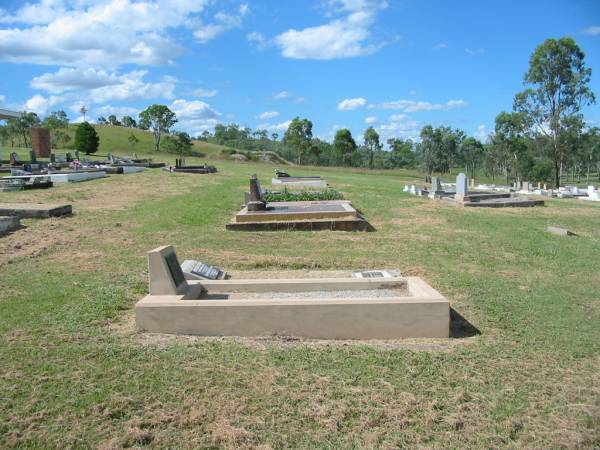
135,246,450,339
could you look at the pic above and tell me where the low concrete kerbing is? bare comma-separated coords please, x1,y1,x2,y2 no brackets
0,216,20,234
135,246,450,339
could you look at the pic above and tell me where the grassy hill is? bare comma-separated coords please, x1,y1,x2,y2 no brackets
2,124,237,162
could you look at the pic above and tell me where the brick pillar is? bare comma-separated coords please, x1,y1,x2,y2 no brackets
30,128,51,157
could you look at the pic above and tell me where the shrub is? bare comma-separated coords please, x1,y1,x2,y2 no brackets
74,122,100,155
263,188,344,202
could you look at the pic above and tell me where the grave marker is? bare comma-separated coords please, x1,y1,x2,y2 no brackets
455,173,467,199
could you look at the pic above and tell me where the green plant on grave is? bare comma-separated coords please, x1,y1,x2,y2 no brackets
262,187,344,202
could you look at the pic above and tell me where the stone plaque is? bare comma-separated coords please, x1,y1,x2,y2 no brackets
181,260,226,280
165,252,186,288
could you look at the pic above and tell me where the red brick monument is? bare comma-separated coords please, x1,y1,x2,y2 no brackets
30,128,51,158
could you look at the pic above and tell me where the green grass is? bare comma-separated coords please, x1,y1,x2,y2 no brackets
1,154,599,448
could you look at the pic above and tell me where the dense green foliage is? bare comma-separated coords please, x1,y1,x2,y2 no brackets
262,188,344,202
74,121,100,155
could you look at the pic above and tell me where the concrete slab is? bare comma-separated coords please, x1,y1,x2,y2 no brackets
0,216,20,234
0,203,72,218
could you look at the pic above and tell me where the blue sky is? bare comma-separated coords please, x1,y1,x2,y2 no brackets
1,0,599,144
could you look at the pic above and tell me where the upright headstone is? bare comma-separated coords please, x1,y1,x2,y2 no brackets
522,181,530,192
429,176,443,198
66,152,73,162
543,183,547,190
469,178,476,189
29,150,37,164
455,173,467,200
50,153,56,163
247,175,267,211
30,128,51,158
9,152,20,165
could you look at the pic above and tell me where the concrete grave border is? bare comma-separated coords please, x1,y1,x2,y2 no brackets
135,246,450,339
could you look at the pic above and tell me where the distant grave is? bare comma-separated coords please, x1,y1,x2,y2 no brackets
135,245,450,339
0,216,20,235
272,169,327,189
0,203,72,219
448,173,544,208
165,159,217,174
227,176,373,231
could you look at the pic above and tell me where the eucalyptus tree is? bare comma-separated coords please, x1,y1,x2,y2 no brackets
139,104,178,152
513,37,595,187
333,128,357,166
363,126,382,169
283,117,313,165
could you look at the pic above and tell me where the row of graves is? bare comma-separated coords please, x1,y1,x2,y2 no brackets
227,171,374,231
405,173,545,208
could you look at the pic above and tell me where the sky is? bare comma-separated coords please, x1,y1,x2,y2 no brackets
0,0,599,144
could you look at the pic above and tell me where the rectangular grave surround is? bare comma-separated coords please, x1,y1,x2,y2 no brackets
227,200,373,231
135,246,450,339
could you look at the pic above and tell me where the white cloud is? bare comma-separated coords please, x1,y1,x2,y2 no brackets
433,43,448,50
94,105,141,118
30,68,177,105
338,97,367,110
274,90,292,100
582,26,600,35
465,47,485,55
0,0,246,67
274,0,387,60
247,31,269,49
372,99,466,112
257,120,292,132
0,94,5,105
376,114,421,141
191,87,218,98
91,71,176,103
256,111,279,120
193,3,250,43
474,124,488,141
24,94,64,115
169,98,221,136
365,116,377,124
30,67,120,94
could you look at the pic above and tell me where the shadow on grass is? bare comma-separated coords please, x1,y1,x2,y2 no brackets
450,307,480,338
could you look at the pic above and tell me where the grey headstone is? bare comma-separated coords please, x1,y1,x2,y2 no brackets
247,174,267,211
431,176,443,193
455,173,467,198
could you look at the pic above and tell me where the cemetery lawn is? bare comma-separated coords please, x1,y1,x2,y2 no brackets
1,156,599,449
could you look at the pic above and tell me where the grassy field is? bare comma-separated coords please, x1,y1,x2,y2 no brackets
1,152,599,448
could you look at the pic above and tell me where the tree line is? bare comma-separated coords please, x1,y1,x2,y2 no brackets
1,37,597,186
